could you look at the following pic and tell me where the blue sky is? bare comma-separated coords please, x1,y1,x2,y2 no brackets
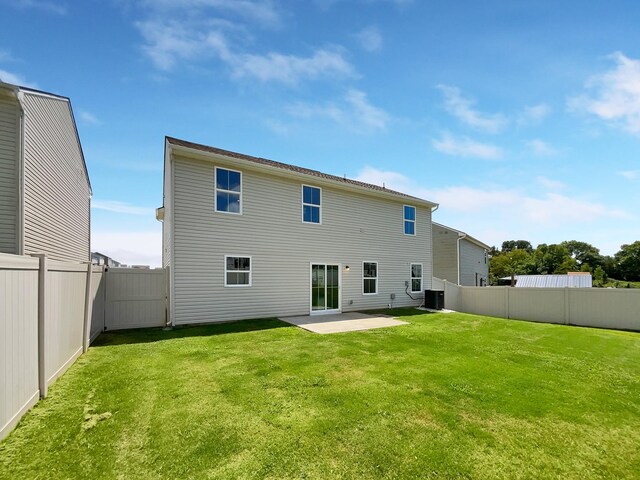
1,0,639,266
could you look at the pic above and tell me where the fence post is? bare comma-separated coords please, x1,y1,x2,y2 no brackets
563,287,569,325
505,286,510,319
36,254,48,399
82,262,93,353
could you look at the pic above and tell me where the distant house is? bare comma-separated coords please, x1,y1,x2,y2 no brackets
0,82,91,263
432,222,489,286
91,251,122,267
158,137,439,325
502,274,593,288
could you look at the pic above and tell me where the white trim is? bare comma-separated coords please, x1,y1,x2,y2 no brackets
224,255,252,287
301,184,322,225
362,261,378,295
410,262,423,293
403,205,416,236
309,263,341,314
215,166,243,215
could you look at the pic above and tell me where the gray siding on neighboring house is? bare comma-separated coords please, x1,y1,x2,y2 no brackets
459,239,488,286
170,152,433,325
432,223,458,283
21,93,90,262
0,96,20,254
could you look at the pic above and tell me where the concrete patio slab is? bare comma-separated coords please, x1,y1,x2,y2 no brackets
279,312,408,334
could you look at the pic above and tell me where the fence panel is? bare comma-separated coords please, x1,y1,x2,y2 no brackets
443,281,461,310
461,286,507,318
508,288,566,324
569,288,640,330
0,254,40,441
105,268,167,330
45,260,88,386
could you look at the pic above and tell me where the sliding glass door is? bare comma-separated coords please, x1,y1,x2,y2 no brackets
311,264,340,313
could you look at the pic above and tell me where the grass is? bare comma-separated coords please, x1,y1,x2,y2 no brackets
1,309,639,479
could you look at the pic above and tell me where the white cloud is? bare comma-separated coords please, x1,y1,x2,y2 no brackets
518,103,551,125
287,89,389,132
139,0,281,26
78,110,101,125
92,230,161,267
354,26,382,52
526,139,557,156
231,48,354,84
432,132,504,160
92,200,155,216
136,19,355,84
0,68,37,88
354,167,628,227
437,84,508,133
619,170,639,180
6,0,67,15
569,52,640,135
536,176,565,190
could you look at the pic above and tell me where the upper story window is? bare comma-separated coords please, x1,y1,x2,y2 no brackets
225,256,251,287
404,205,416,235
411,263,423,293
215,167,242,214
363,261,378,295
302,185,321,224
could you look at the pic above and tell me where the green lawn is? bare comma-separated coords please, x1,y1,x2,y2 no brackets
1,310,639,479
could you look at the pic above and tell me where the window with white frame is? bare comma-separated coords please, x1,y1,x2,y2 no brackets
215,167,242,214
302,185,321,224
410,263,423,293
224,256,251,286
363,261,378,295
404,205,416,235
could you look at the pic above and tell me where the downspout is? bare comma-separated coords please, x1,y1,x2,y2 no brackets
430,204,439,294
457,232,467,285
16,90,26,255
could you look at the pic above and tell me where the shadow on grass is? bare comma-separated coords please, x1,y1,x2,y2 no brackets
91,317,292,347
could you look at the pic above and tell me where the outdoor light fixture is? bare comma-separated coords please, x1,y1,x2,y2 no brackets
345,266,350,271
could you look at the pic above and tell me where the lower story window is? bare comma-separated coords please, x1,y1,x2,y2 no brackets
225,256,251,287
411,263,422,293
363,261,378,295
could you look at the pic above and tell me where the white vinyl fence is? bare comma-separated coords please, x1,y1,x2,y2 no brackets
1,253,168,441
437,279,640,331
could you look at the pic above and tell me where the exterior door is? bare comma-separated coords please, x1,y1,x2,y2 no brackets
310,264,341,314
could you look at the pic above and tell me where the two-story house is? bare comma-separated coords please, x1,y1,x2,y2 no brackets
0,82,91,263
432,222,489,286
158,137,439,325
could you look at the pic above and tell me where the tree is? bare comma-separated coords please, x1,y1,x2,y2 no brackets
614,241,640,281
490,249,535,285
593,266,607,286
533,244,574,274
560,240,603,271
501,240,534,254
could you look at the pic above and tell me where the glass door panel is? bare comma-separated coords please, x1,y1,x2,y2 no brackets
311,264,340,313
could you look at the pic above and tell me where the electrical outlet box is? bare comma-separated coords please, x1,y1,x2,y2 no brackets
404,280,409,287
390,293,395,300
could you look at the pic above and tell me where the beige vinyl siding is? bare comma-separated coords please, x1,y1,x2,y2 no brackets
459,240,488,286
0,97,20,254
172,154,432,324
22,93,90,262
432,223,458,283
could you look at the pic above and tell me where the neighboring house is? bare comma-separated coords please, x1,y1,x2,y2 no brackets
91,251,122,267
501,274,593,288
432,222,489,286
158,137,439,325
0,82,91,263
